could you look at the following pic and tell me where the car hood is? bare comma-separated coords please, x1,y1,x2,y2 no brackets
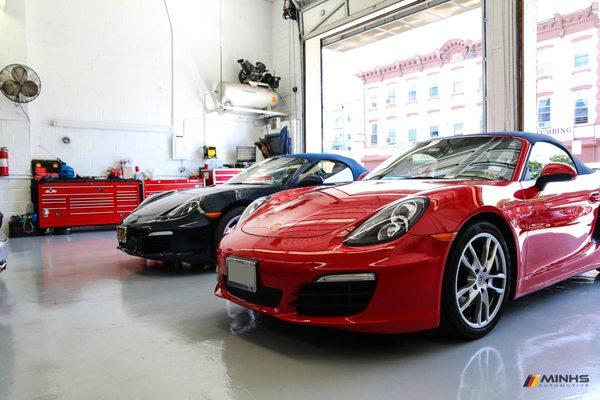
241,179,455,239
129,184,274,219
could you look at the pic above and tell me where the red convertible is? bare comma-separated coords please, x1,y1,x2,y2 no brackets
215,132,600,339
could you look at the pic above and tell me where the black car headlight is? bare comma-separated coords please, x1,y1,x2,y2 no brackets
344,197,429,246
165,199,201,218
237,196,269,227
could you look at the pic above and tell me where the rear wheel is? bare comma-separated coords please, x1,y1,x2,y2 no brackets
214,206,246,249
440,221,511,339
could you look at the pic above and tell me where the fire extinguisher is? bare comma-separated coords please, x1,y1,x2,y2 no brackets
0,147,8,176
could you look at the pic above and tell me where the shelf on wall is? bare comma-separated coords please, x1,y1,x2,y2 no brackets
219,105,288,119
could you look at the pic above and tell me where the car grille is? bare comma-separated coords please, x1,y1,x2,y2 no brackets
142,235,172,254
226,280,283,307
295,280,376,316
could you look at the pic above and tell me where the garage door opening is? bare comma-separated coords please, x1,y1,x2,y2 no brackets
321,0,484,168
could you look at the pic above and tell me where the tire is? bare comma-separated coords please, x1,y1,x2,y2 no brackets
214,206,246,249
440,221,512,339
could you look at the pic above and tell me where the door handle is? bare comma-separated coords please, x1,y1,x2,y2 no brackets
589,192,600,203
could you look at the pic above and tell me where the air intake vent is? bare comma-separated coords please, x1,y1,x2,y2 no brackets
295,280,376,316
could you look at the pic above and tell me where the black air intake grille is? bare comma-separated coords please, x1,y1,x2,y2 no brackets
295,280,376,316
226,280,283,307
143,236,171,254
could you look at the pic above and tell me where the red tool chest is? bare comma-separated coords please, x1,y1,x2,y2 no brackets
143,179,203,198
36,180,141,229
200,168,244,186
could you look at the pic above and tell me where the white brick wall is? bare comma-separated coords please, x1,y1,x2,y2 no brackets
0,0,283,234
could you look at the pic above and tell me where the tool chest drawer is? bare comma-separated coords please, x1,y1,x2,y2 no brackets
36,180,142,228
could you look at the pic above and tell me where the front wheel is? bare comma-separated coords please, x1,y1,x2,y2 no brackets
440,221,512,339
214,206,246,250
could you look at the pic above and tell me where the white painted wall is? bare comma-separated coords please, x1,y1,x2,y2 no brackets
0,0,291,233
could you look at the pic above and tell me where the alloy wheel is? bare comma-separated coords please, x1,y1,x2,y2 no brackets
455,233,507,329
224,215,241,235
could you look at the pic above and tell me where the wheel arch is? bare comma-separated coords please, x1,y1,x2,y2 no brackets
457,211,519,299
218,200,252,218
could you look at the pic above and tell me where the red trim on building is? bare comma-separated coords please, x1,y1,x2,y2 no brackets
537,91,554,97
451,105,466,110
572,34,594,42
406,112,418,117
427,109,440,114
357,39,483,84
537,2,599,41
572,68,591,75
571,84,593,91
537,44,554,51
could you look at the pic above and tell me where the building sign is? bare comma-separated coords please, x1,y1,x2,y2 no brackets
538,127,574,142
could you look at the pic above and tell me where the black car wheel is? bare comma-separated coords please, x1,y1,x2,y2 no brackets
440,221,512,339
214,206,246,248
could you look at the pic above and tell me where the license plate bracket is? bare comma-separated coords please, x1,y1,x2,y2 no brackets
226,257,257,293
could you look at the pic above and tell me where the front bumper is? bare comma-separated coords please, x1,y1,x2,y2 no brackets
215,231,452,334
117,214,216,263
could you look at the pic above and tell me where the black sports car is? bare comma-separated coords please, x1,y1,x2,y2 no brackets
117,153,366,264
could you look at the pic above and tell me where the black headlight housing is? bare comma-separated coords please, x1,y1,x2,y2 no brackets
344,197,429,246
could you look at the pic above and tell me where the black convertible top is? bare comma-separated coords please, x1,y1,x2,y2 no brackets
463,131,593,175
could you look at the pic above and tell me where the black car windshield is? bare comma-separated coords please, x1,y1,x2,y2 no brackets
228,157,306,186
366,137,523,182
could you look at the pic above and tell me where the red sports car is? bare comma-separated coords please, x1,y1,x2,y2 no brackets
215,132,600,339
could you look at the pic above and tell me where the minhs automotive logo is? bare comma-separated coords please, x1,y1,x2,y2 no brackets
523,374,590,388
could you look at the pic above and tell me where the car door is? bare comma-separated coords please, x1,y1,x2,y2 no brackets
298,160,355,185
520,141,597,283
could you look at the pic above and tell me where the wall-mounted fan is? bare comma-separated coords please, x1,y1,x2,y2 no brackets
0,64,42,104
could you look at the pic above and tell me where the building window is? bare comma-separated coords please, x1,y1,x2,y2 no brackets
574,98,589,125
478,76,483,90
452,81,464,94
537,98,551,129
574,53,589,68
430,125,439,138
387,126,396,144
386,88,396,105
429,83,439,98
480,115,484,131
408,129,417,142
408,83,417,102
537,63,551,77
369,89,378,110
454,123,464,135
370,123,378,145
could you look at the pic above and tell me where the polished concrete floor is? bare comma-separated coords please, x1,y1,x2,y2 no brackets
1,231,600,399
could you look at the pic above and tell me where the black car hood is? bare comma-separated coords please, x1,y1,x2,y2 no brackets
131,184,277,218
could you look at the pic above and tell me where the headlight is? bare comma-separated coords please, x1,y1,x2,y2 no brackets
165,199,201,218
344,197,429,246
237,196,269,227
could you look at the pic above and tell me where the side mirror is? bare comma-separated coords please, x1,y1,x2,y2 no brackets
299,174,324,187
358,171,369,181
535,162,577,191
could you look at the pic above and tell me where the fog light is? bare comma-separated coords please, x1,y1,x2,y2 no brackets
316,273,376,283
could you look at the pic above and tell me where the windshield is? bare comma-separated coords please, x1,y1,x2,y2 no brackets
228,157,306,186
366,137,522,181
